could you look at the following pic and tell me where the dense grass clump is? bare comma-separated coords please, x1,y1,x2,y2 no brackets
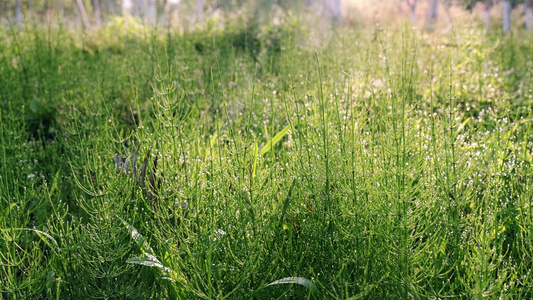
1,17,533,299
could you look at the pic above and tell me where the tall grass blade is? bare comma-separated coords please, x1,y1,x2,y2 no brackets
126,256,174,275
252,141,259,176
0,203,17,224
259,125,290,156
0,228,59,252
122,218,187,285
266,277,318,295
120,217,155,255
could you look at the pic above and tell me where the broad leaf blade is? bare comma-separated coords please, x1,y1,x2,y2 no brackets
132,146,140,176
120,217,155,256
127,256,172,273
259,125,290,156
267,277,318,295
32,229,59,251
252,141,258,176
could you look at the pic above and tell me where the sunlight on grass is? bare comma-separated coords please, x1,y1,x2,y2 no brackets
1,10,533,299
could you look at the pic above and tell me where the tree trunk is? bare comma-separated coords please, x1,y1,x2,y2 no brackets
75,0,91,29
323,0,342,22
102,0,117,16
407,0,416,22
425,0,439,31
44,0,49,21
484,0,491,32
0,1,6,22
122,0,132,16
147,0,157,24
305,0,313,11
56,0,63,18
134,0,145,20
526,0,533,30
16,0,23,26
27,0,32,20
502,0,511,33
65,1,72,25
443,0,452,28
195,0,205,23
162,0,169,25
92,0,102,25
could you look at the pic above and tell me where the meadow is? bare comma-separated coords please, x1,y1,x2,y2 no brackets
1,13,533,299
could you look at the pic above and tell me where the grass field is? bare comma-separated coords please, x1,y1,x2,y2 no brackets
1,13,533,299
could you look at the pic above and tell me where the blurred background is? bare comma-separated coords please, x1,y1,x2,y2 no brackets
0,0,532,33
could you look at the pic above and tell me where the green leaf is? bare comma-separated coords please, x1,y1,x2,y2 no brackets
29,98,41,114
267,277,318,295
252,141,259,176
127,256,172,273
278,179,296,231
0,228,59,252
48,169,61,198
0,203,17,223
120,217,155,255
123,219,187,286
259,125,290,156
32,229,59,252
127,255,188,285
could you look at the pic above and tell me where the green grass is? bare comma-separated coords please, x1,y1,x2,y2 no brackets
1,16,533,299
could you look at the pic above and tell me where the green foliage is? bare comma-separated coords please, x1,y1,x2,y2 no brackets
1,17,533,299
